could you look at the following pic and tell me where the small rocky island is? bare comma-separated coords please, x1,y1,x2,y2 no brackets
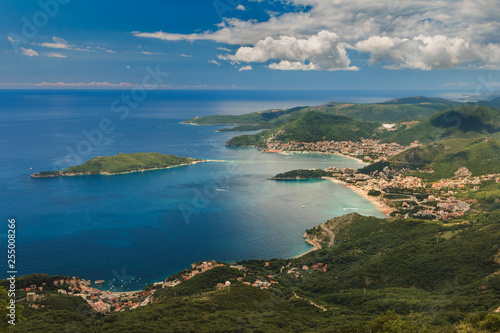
31,153,202,178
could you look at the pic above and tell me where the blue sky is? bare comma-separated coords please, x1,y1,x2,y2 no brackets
1,0,499,92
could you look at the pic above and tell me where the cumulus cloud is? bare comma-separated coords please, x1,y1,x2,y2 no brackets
355,35,494,70
236,5,246,11
239,65,252,71
133,0,500,70
209,59,221,66
20,48,38,57
220,31,357,71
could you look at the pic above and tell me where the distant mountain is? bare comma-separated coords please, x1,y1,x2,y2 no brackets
478,96,500,108
183,96,465,127
182,107,307,126
379,96,459,106
382,106,500,145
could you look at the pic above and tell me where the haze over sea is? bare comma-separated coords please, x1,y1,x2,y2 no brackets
0,89,460,290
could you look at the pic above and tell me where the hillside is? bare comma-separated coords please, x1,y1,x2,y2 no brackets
293,212,500,325
360,138,500,180
274,112,379,142
182,107,306,126
7,212,500,332
183,96,462,129
477,96,500,108
382,106,500,145
31,153,198,177
227,111,379,147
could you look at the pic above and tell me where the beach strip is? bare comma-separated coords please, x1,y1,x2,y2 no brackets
323,177,393,217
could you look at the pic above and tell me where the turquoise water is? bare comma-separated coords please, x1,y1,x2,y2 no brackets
0,90,392,290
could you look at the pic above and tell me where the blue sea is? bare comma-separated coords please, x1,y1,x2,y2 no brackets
0,89,452,290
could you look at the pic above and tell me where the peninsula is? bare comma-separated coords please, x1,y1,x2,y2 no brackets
31,152,202,178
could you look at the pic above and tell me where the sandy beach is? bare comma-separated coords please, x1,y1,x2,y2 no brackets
263,149,368,165
324,177,393,217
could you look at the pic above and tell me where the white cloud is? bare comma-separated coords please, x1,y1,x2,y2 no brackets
179,54,192,57
220,31,357,71
44,52,67,58
20,48,39,57
39,37,115,53
217,47,232,52
209,59,221,66
140,51,167,55
239,65,252,71
132,0,500,70
40,37,73,49
236,4,246,11
355,35,492,70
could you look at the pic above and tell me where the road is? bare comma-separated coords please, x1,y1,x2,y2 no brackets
320,223,335,246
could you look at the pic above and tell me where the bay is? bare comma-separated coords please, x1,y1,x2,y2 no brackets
0,89,418,290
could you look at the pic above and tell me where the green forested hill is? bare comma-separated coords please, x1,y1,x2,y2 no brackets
274,112,379,142
292,212,500,326
227,111,379,147
382,107,500,145
183,96,462,128
9,211,500,332
32,153,197,177
360,138,500,180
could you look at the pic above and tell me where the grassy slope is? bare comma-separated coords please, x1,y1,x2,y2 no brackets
63,153,195,175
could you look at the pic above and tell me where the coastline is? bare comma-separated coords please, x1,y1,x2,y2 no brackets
323,177,393,217
294,234,322,258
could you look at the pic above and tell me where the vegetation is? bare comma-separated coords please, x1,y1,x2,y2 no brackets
32,153,198,177
382,107,500,145
10,210,500,332
17,96,500,331
270,169,334,179
228,111,380,147
226,132,268,148
183,96,461,126
217,124,270,132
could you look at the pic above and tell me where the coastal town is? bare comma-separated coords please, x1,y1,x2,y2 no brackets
24,277,158,313
260,133,497,222
262,130,419,162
